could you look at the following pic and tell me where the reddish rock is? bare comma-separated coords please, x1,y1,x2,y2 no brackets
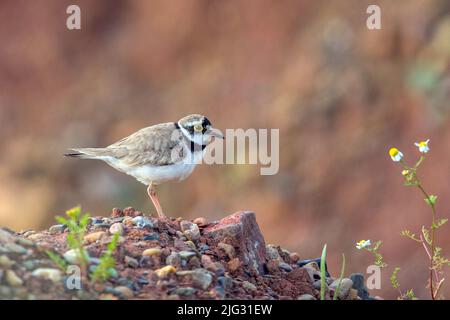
228,257,241,272
264,268,315,298
204,211,266,274
266,259,279,274
289,252,300,263
193,217,208,227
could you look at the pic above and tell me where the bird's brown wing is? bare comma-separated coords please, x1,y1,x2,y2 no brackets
106,122,186,167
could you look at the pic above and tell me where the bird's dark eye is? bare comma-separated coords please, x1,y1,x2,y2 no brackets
194,124,203,132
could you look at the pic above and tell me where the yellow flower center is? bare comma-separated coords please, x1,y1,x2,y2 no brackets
419,141,427,147
402,170,409,176
389,148,399,157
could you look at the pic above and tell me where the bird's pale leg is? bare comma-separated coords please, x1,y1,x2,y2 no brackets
147,183,166,218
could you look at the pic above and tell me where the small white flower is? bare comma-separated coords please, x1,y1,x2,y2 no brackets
356,240,371,250
389,148,403,162
414,139,430,154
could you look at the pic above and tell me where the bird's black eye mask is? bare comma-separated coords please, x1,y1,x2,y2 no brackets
201,117,211,134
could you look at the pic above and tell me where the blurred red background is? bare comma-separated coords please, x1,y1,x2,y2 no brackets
1,0,450,299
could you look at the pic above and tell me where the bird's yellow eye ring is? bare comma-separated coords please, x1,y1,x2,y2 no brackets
194,124,203,132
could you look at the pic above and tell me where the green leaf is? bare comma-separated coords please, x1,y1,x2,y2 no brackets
400,230,421,242
46,250,67,271
432,218,448,230
425,195,437,206
320,244,327,301
55,216,68,225
404,289,417,300
390,267,401,289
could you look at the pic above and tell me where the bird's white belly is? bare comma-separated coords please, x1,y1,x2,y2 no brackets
130,161,197,185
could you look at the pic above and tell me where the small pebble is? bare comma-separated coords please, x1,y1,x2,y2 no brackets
185,241,197,250
5,270,23,287
193,217,208,227
3,243,27,254
313,280,325,290
297,294,316,300
31,268,62,283
304,261,319,271
180,221,200,241
330,278,353,300
142,248,161,257
109,223,124,235
228,258,241,272
64,249,88,264
99,293,119,300
0,255,14,268
49,224,65,234
265,244,281,260
279,262,293,272
242,281,257,292
155,265,176,278
217,276,233,290
289,252,300,263
114,286,134,299
201,255,217,272
176,268,212,290
125,256,139,268
166,252,181,266
218,242,235,259
143,233,159,241
348,288,359,300
93,223,111,230
173,287,196,296
179,251,197,260
132,216,153,229
211,286,226,299
83,231,106,243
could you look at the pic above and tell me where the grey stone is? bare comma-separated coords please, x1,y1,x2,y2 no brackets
279,262,293,272
176,268,213,290
297,294,317,300
265,244,281,260
166,252,181,266
313,280,325,290
109,223,124,235
125,256,139,268
31,268,62,283
49,224,66,234
0,255,14,268
132,216,153,229
242,281,257,292
180,221,200,241
64,249,88,264
5,270,23,287
350,273,370,300
217,276,233,290
173,287,196,296
178,251,197,261
330,278,353,300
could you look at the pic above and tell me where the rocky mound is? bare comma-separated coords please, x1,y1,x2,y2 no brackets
0,208,371,300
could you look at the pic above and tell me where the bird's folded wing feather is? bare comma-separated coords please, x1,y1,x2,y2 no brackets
106,123,185,167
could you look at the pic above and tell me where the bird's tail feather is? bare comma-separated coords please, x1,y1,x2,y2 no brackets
64,148,110,159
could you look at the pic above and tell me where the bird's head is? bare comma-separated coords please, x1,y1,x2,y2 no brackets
177,114,224,146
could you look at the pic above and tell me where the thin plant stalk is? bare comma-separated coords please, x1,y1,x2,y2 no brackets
333,254,346,300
